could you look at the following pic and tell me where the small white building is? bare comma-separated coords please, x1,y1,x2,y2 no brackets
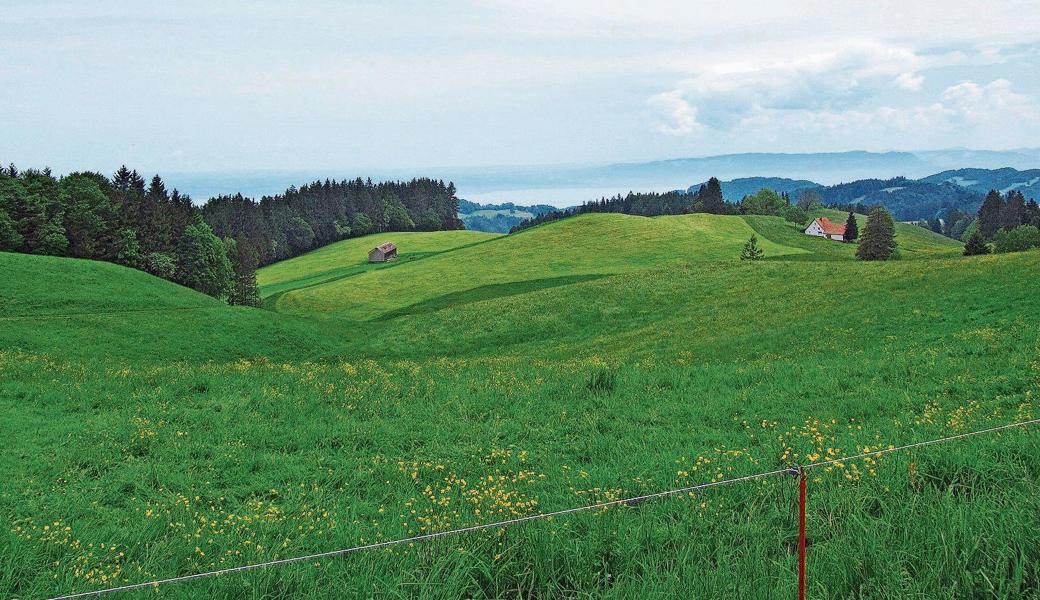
804,217,847,241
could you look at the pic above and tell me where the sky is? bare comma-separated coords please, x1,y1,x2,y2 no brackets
2,0,1040,175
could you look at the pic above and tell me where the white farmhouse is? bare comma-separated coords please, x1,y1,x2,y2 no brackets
803,217,847,241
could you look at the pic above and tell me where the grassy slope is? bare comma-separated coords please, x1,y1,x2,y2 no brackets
0,252,218,317
271,213,808,320
258,230,499,300
745,209,963,261
0,252,341,363
2,227,1039,598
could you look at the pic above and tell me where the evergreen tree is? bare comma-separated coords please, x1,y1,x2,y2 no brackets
224,237,261,307
175,217,233,298
0,207,21,250
740,235,764,261
855,206,897,261
1002,191,1026,231
977,190,1005,239
60,174,115,259
963,230,990,256
700,177,727,214
1026,199,1040,227
844,211,859,242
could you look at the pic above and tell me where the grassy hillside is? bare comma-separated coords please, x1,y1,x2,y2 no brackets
745,209,962,261
0,252,341,363
2,220,1038,598
258,230,499,300
268,213,809,320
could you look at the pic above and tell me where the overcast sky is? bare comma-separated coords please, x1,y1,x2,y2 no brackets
3,0,1039,174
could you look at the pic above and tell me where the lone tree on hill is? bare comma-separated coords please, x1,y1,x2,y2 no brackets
855,206,897,261
963,230,990,256
844,211,859,242
740,235,764,261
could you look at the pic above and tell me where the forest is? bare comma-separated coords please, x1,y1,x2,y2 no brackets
202,178,463,267
511,178,807,232
0,166,464,306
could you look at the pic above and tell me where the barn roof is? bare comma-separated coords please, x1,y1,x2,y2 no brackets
373,242,396,253
814,217,846,236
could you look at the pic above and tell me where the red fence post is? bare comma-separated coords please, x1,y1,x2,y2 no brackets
798,467,807,600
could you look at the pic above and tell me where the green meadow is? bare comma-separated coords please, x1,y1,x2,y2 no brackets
3,213,1040,598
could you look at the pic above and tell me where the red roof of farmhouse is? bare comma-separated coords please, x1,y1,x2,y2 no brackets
814,217,847,236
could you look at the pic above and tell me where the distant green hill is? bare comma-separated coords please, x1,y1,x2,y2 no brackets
265,213,809,320
257,230,499,301
457,199,559,233
920,167,1040,198
263,211,961,320
697,168,1040,222
688,176,822,201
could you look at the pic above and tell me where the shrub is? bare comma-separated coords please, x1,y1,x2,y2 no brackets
993,225,1040,254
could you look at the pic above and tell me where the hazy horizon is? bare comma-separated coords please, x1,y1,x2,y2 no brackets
3,1,1039,176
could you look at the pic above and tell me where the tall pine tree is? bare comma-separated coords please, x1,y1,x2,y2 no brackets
977,190,1005,239
844,211,859,242
855,206,897,261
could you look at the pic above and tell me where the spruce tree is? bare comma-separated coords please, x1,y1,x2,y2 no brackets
844,211,859,242
855,206,897,261
740,235,764,261
963,230,990,256
1002,191,1026,231
977,190,1005,239
225,236,261,307
700,177,727,214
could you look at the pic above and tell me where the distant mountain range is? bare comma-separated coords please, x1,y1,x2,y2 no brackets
687,167,1040,221
162,148,1040,206
457,199,557,233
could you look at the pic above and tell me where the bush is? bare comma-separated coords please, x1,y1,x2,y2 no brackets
143,252,177,279
963,231,990,256
993,225,1040,253
782,205,808,225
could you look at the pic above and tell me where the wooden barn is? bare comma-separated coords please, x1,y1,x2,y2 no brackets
368,242,397,262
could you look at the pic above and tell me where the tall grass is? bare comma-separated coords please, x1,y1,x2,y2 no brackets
0,234,1037,598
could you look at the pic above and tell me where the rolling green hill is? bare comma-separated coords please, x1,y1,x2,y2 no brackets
266,213,810,320
263,211,960,321
746,209,963,261
258,230,499,301
2,212,1038,599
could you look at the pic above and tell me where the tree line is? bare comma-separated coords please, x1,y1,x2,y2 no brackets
511,178,816,233
961,190,1040,256
0,165,261,304
0,165,464,305
202,177,463,267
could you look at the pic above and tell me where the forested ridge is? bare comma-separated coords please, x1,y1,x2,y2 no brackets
0,165,463,305
512,178,807,232
203,177,463,267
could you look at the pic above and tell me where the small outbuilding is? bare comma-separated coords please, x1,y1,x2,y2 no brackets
803,217,847,241
368,242,398,263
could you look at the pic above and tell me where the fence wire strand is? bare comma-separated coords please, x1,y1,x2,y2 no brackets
46,417,1040,600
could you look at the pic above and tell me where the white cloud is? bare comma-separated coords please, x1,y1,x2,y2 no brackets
649,42,926,132
647,90,700,135
895,72,924,91
939,79,1040,122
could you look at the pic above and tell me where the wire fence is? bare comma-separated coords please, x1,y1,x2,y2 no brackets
47,417,1040,600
